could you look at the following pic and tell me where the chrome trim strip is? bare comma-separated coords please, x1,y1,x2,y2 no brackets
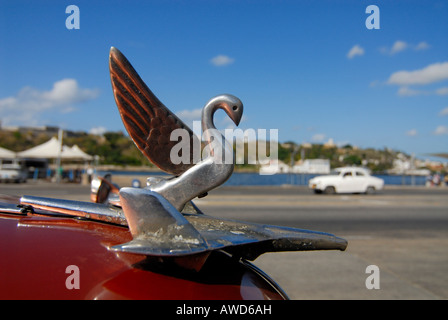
20,195,127,225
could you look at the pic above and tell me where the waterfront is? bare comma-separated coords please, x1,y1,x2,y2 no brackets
97,170,430,187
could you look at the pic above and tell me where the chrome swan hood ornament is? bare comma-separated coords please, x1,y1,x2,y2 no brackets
109,47,242,211
18,47,347,271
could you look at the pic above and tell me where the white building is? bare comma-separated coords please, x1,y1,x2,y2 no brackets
259,159,290,175
292,159,330,174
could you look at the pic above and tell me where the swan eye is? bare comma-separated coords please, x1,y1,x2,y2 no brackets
232,105,238,111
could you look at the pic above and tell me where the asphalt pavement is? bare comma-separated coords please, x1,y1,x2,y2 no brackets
196,185,448,300
1,181,447,299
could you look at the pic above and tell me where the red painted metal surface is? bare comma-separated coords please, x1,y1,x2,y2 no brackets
0,212,285,300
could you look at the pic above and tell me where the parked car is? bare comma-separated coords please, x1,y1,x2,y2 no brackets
0,164,27,183
309,167,384,194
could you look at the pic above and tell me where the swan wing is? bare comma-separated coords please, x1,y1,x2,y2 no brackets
109,47,199,175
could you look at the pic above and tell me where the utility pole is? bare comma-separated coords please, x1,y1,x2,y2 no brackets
55,128,63,183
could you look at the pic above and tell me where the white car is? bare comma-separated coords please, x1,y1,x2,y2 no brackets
308,167,384,194
0,164,27,183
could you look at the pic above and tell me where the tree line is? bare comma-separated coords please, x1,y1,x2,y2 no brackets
0,129,401,172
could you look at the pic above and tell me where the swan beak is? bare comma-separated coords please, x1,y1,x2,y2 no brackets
232,110,243,126
229,102,243,126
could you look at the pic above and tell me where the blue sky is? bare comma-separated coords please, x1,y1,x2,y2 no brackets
0,0,447,160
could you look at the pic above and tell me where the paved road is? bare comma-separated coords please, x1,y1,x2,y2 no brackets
196,185,448,300
1,181,447,299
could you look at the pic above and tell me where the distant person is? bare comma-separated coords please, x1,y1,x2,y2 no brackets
433,174,441,186
87,166,94,183
75,168,81,183
426,174,433,187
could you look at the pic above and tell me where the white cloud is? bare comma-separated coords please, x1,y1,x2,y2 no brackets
396,86,448,97
347,45,364,59
433,125,448,135
415,41,430,51
0,79,99,126
369,80,381,88
387,61,448,86
380,41,429,55
439,107,448,116
406,129,418,136
390,40,408,55
397,87,424,97
176,108,202,123
436,87,448,95
210,55,235,67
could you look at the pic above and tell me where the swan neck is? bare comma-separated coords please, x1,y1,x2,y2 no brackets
202,103,218,132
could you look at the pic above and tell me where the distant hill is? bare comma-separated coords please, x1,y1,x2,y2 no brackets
0,126,411,173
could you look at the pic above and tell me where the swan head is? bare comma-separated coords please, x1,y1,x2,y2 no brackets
204,94,244,127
